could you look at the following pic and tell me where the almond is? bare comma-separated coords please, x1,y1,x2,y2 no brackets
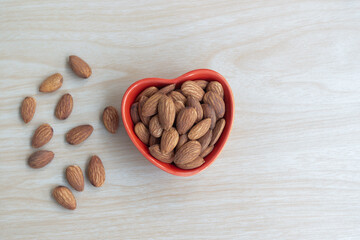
202,104,216,129
186,96,203,122
161,127,179,154
206,81,224,98
87,155,105,187
66,165,84,192
169,91,187,104
28,150,54,169
39,73,63,93
32,123,53,148
200,145,214,158
198,129,212,152
69,55,92,78
176,134,188,151
209,118,226,146
66,124,93,145
181,81,205,101
142,93,164,117
55,93,73,120
176,107,197,135
149,115,163,138
194,80,209,89
135,86,158,102
149,144,174,163
52,186,76,210
174,140,201,165
174,100,185,114
130,102,140,124
203,91,225,119
21,96,36,123
149,135,160,146
134,122,150,145
188,118,211,140
138,96,150,126
158,95,175,130
158,83,176,94
176,156,205,170
103,106,119,134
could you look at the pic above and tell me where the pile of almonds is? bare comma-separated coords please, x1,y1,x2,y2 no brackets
21,56,119,210
132,80,226,169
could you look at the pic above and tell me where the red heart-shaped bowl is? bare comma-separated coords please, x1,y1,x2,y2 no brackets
121,69,234,176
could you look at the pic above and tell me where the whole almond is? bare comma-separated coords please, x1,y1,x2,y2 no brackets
53,186,76,210
158,83,176,94
202,104,217,129
69,55,92,78
135,86,159,102
198,129,212,152
169,91,187,104
55,93,73,120
66,165,84,192
149,135,160,146
87,155,105,187
188,118,211,140
176,107,197,135
66,124,93,145
174,140,201,165
181,81,205,101
149,144,174,163
32,123,53,148
149,115,163,138
206,81,224,98
186,96,203,122
209,118,226,146
142,93,164,117
176,156,205,170
174,100,185,114
194,80,209,89
28,150,54,169
103,106,119,134
134,122,150,145
158,95,175,130
130,102,140,124
200,145,214,158
138,96,150,126
176,134,188,151
203,91,225,119
21,96,36,123
161,127,179,154
39,73,63,93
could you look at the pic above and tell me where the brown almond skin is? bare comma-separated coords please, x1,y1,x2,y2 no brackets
138,96,150,126
142,93,164,117
134,122,150,145
176,156,205,170
149,115,163,138
174,100,185,114
32,123,53,148
169,91,187,104
176,134,188,151
209,118,226,146
103,106,119,134
66,125,93,145
188,118,211,140
158,95,176,131
158,83,176,94
66,165,84,192
69,55,92,78
198,129,212,152
203,91,225,119
181,81,205,101
149,144,174,163
206,81,224,98
130,102,140,124
176,107,197,135
161,127,179,154
200,145,214,158
174,140,201,165
21,96,36,123
135,86,158,102
53,186,76,210
39,73,63,93
55,93,73,120
194,80,209,89
87,155,105,187
149,135,160,146
28,150,54,169
186,96,203,122
202,104,217,129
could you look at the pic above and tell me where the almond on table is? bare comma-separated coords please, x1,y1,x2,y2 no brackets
103,106,120,134
21,96,36,123
55,93,73,120
66,124,93,145
87,155,105,187
39,73,63,93
69,55,92,78
31,123,53,148
53,186,76,210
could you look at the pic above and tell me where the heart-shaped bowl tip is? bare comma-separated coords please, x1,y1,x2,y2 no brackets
121,69,234,176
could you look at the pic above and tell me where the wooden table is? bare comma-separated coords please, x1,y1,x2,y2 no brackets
1,1,360,239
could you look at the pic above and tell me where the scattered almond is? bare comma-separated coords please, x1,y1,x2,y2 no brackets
69,55,92,78
161,127,179,154
32,123,53,148
134,122,150,145
21,96,36,123
158,95,175,130
28,150,54,169
103,106,119,134
55,93,73,120
53,186,76,210
39,73,63,93
87,155,105,187
149,144,174,163
66,124,93,145
66,165,84,192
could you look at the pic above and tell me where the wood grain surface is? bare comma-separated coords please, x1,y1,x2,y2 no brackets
1,1,360,239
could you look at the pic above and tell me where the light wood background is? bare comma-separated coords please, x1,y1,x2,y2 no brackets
1,0,360,239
